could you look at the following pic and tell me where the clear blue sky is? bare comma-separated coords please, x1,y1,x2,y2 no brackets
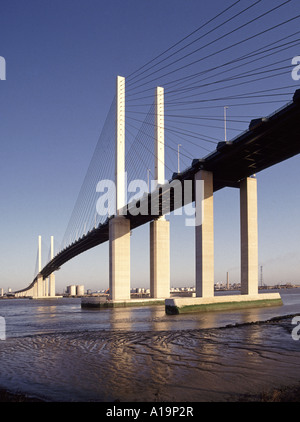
0,0,299,292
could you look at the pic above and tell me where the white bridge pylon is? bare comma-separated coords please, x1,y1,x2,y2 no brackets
109,77,171,301
15,235,56,299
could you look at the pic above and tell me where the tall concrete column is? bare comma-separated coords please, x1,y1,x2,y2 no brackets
49,236,56,297
240,176,258,295
44,278,49,296
109,216,131,301
150,86,170,299
109,75,131,301
36,235,44,297
150,218,170,298
37,273,44,297
33,279,38,297
49,274,56,297
195,170,214,298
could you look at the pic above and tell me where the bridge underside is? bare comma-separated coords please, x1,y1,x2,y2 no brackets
189,91,300,191
16,90,300,293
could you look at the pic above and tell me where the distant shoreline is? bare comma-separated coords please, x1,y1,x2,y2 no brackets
1,284,300,300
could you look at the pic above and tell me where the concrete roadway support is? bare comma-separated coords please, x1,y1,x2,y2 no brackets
36,235,44,297
49,236,56,297
240,177,258,295
33,280,38,297
49,273,56,297
44,278,49,297
195,170,214,298
150,218,170,299
109,216,131,301
36,273,44,297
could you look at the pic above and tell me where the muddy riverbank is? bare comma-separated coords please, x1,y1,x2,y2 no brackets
0,313,300,402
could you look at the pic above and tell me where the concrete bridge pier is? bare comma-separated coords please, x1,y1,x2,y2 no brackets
195,169,214,298
240,176,258,295
109,216,131,301
36,235,44,297
32,280,37,297
37,273,44,297
150,217,170,299
49,273,55,297
44,277,49,296
48,236,56,297
165,171,282,313
194,172,258,299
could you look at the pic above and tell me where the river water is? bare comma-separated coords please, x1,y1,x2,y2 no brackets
0,289,300,402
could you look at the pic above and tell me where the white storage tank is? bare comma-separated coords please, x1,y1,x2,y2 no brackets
67,285,76,296
76,285,85,296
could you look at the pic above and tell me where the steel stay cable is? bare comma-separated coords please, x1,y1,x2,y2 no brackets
125,106,157,184
126,10,300,96
127,120,198,162
126,122,174,173
127,110,259,121
126,46,297,104
157,30,300,94
126,64,294,109
62,97,116,245
162,63,296,104
127,115,221,144
166,91,293,107
128,110,250,124
75,111,115,238
126,0,260,86
126,0,291,92
126,79,292,109
127,84,297,120
126,29,300,99
161,99,291,112
126,0,242,81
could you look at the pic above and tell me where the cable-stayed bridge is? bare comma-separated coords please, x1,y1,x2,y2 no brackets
14,0,300,311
